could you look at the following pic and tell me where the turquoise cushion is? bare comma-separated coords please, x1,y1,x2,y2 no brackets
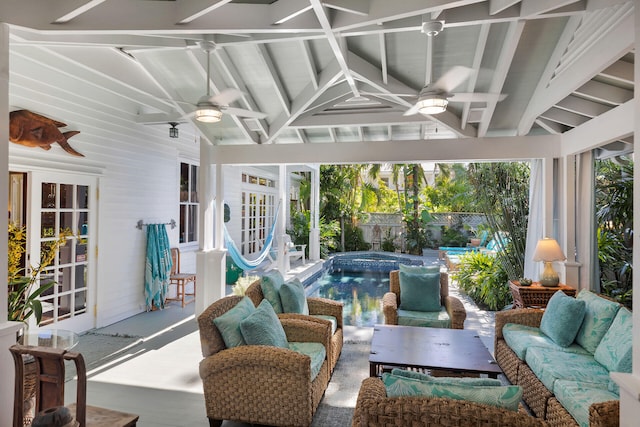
382,373,522,412
553,380,619,427
390,368,502,387
288,342,326,381
212,296,256,348
539,291,586,347
525,347,611,391
502,323,590,360
575,290,621,354
398,271,441,312
239,299,288,348
399,264,440,274
397,308,450,328
594,307,632,373
279,279,309,315
311,314,338,335
260,270,285,314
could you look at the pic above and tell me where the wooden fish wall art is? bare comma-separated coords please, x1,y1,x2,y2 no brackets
9,109,84,157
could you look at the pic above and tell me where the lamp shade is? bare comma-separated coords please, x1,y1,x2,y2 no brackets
532,238,566,262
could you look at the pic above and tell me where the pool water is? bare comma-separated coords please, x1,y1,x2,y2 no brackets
309,270,389,327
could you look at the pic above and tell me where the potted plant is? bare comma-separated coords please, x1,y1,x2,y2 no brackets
8,222,71,326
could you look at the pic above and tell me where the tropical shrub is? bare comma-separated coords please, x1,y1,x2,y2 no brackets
452,251,511,311
343,222,370,252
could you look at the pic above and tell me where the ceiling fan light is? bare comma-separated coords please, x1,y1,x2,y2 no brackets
416,96,448,115
195,106,223,123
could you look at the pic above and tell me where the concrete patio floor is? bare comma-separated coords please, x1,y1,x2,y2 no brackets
60,254,498,426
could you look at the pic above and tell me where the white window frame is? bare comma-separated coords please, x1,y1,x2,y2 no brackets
179,160,199,247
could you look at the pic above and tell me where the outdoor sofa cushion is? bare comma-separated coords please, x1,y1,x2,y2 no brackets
525,347,611,391
553,379,619,427
212,295,256,348
593,307,633,374
311,314,338,335
539,291,586,347
382,372,523,412
574,289,621,353
397,307,451,328
502,323,590,360
288,342,326,381
398,271,441,312
399,264,440,274
260,269,285,313
390,368,502,387
279,278,309,315
240,299,289,348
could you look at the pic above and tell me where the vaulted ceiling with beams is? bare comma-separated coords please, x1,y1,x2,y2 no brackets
3,0,635,150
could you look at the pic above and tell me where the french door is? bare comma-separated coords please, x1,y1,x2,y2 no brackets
28,172,97,332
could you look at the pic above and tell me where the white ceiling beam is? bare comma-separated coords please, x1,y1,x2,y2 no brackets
323,0,369,16
520,0,581,17
561,100,633,156
600,60,634,85
298,87,353,118
517,12,632,135
461,23,489,129
257,44,291,114
329,127,338,142
300,40,319,90
291,111,448,128
176,0,234,24
574,80,633,105
9,32,190,49
477,20,524,137
489,0,520,15
264,59,343,144
310,0,360,96
555,95,611,118
378,33,388,85
270,0,313,24
539,107,590,127
296,129,310,143
52,0,107,24
213,134,561,165
534,118,565,134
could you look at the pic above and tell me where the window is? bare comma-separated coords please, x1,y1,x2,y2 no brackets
240,173,276,256
179,162,199,244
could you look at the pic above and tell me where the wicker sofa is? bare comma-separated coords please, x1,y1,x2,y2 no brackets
352,377,548,426
495,290,629,426
245,273,344,373
197,295,331,427
382,269,466,329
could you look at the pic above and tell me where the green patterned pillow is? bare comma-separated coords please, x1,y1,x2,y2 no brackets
540,291,586,347
390,368,502,387
382,373,522,412
260,270,285,314
594,307,632,373
212,296,256,348
399,264,441,274
239,299,288,348
575,290,621,354
279,278,309,315
398,271,441,312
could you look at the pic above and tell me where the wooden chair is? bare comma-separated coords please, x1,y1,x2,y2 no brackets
10,344,139,427
167,247,196,307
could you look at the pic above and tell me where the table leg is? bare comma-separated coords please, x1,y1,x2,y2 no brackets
369,362,378,377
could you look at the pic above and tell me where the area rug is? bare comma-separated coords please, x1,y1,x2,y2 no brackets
312,340,371,427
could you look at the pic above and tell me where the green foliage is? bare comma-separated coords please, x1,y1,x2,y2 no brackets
381,228,397,252
452,251,511,311
319,217,340,258
424,163,479,212
343,222,371,252
439,223,469,247
288,211,310,254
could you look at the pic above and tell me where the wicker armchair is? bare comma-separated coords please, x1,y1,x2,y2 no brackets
245,279,344,373
352,377,548,427
197,295,331,427
382,270,466,329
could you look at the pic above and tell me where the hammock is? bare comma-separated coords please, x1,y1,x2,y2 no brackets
223,203,280,271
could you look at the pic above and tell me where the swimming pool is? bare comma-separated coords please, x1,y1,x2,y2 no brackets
306,252,429,327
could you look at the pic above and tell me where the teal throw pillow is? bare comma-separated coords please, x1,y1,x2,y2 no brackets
260,270,285,313
279,279,309,315
382,373,522,412
398,271,441,312
575,290,621,354
594,307,632,373
212,296,256,348
390,368,502,387
399,264,440,274
540,291,586,347
239,299,288,348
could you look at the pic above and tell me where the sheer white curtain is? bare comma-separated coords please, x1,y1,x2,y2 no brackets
524,159,544,280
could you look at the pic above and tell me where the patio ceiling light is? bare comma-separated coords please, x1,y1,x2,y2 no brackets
416,95,448,115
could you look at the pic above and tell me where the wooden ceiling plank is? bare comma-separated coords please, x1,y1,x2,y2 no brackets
520,0,581,17
257,44,292,114
53,0,107,24
600,60,634,85
323,0,369,16
535,118,565,134
573,80,633,106
489,0,520,15
539,107,590,127
300,40,319,90
555,94,611,118
461,23,490,129
176,0,233,24
270,0,313,24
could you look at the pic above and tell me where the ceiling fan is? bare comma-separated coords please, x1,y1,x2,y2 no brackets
179,42,267,123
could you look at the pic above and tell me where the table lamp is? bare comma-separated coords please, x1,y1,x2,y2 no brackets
533,238,566,287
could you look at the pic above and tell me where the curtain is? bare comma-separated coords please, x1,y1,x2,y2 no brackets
524,159,544,280
144,224,172,310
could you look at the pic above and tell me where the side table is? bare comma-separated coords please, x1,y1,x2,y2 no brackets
509,280,576,308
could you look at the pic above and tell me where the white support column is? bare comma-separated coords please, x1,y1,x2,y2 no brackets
0,23,25,426
560,154,580,287
195,142,226,316
575,152,596,290
278,165,288,273
613,5,640,423
309,164,320,261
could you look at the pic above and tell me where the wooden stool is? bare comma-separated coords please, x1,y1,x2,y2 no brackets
10,344,139,427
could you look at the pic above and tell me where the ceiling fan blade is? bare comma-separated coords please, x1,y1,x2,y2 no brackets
209,88,244,106
403,103,422,116
432,66,474,93
448,92,508,103
361,91,417,98
222,106,267,119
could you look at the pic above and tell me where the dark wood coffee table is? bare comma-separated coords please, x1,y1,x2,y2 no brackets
369,325,503,378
